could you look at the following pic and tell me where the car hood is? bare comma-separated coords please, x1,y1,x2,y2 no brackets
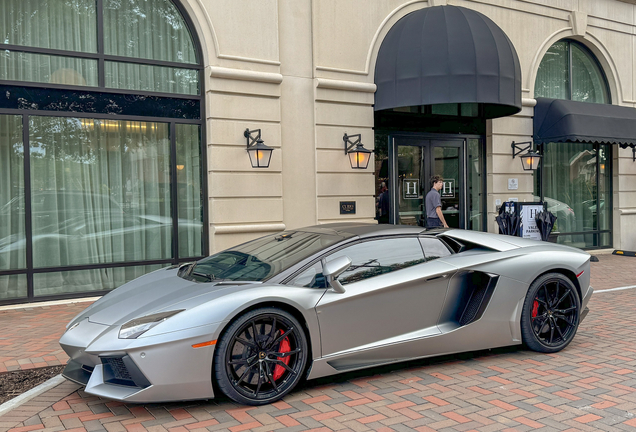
83,268,263,326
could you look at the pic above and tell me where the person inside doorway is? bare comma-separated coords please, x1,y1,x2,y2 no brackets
377,181,390,224
425,175,449,228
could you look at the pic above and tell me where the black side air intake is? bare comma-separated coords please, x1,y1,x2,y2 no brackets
457,272,499,326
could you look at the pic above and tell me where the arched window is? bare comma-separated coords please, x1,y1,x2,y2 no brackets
535,39,609,103
0,0,205,303
533,39,611,250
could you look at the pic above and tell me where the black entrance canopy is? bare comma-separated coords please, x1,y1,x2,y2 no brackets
374,5,522,119
534,97,636,146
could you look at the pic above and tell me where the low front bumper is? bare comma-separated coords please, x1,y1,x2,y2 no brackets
60,321,224,403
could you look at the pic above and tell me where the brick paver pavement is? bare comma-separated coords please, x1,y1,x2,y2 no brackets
1,287,636,431
588,253,635,291
0,254,635,431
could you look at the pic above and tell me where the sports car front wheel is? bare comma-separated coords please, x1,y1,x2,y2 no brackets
213,307,308,405
521,273,581,353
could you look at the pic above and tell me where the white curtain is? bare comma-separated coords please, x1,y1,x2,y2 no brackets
104,61,198,95
535,41,569,100
29,116,173,295
0,0,97,52
176,124,202,258
103,0,196,64
571,44,608,104
0,115,26,299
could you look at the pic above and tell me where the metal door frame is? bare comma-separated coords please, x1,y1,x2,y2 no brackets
388,132,485,230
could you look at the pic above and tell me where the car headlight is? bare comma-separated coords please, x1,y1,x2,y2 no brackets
119,310,185,339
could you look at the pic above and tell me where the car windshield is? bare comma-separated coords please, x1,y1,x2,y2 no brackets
189,230,345,282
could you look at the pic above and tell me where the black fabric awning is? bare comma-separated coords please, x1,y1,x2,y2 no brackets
534,97,636,146
374,5,522,119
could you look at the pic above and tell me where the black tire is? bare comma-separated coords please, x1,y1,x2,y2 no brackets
521,273,580,353
213,307,308,405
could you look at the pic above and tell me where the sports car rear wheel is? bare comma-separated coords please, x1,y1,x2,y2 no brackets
214,307,308,405
521,273,580,353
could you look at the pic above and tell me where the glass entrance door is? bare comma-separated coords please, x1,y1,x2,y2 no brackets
432,141,463,228
389,135,479,229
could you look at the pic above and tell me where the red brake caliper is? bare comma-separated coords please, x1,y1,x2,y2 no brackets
532,299,539,318
272,330,290,381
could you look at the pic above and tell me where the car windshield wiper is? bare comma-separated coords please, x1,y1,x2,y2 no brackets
191,271,213,282
178,262,215,282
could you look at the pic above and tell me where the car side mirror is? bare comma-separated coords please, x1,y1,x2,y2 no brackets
323,256,351,293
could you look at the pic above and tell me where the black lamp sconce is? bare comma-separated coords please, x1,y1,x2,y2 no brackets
511,140,542,171
343,133,371,169
244,128,274,168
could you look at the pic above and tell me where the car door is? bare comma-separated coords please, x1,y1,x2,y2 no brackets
315,236,457,357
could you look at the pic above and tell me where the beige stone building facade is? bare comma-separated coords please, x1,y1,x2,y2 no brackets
190,0,635,252
1,0,635,303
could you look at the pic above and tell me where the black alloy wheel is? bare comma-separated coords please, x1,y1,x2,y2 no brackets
521,273,580,353
214,307,308,405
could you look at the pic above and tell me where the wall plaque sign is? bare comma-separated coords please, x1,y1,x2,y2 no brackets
340,201,356,214
519,202,545,240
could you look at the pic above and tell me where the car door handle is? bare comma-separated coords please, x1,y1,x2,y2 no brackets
425,274,449,282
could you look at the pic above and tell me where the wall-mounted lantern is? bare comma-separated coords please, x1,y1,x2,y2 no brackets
511,141,542,171
343,133,371,169
244,128,273,168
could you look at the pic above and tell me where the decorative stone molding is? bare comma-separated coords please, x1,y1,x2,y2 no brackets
429,0,447,6
209,66,283,84
316,78,377,93
522,98,537,107
570,11,588,37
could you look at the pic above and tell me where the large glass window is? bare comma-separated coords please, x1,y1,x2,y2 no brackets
29,117,173,268
535,40,609,104
535,143,611,249
0,0,204,304
0,0,199,95
534,39,612,249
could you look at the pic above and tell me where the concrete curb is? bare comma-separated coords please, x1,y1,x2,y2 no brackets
594,285,636,293
0,297,100,312
0,374,66,418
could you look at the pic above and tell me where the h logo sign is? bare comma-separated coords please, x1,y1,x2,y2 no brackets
403,179,419,199
406,181,418,196
442,182,452,195
441,180,455,198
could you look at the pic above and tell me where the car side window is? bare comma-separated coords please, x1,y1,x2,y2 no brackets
289,262,326,288
326,237,425,286
419,237,452,262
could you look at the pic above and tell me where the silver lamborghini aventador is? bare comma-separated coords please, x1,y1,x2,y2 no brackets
60,224,593,405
